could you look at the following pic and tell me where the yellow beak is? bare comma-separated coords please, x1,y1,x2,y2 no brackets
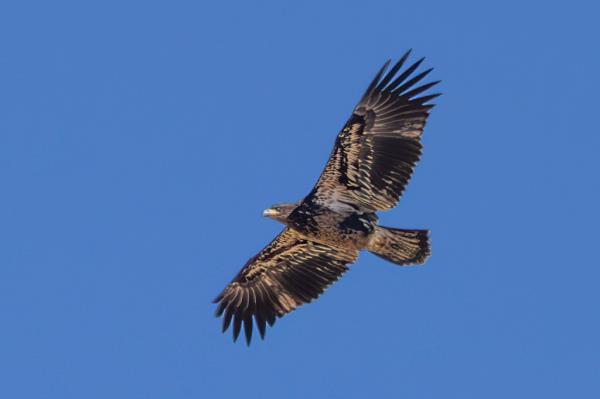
262,208,280,217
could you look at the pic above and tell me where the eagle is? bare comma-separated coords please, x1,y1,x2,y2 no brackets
214,50,440,345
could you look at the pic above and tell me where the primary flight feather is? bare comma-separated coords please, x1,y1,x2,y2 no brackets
214,50,440,345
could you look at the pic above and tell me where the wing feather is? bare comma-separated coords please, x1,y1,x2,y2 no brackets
213,229,358,345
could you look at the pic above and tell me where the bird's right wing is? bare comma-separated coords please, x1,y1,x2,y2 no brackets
213,228,358,345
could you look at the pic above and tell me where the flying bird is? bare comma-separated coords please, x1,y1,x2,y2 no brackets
214,50,440,345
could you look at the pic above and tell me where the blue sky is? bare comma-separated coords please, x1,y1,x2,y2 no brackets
1,0,599,398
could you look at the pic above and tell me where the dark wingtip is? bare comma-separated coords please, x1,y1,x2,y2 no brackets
255,314,267,340
401,79,440,99
222,307,234,332
414,92,442,105
385,55,426,93
214,300,227,317
212,293,223,304
360,59,391,102
399,49,413,63
374,59,391,84
232,316,242,342
243,316,253,346
377,51,411,91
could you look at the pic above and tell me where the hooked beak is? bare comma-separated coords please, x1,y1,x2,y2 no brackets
262,208,280,217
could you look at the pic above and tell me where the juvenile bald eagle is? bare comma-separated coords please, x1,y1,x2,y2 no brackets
214,50,440,345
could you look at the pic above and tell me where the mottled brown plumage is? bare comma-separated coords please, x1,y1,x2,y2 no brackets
214,50,440,344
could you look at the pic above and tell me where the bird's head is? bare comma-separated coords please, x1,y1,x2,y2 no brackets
262,203,297,223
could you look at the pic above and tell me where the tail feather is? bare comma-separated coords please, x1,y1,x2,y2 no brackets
367,226,430,266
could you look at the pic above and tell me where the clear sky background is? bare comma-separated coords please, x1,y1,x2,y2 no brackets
1,1,599,398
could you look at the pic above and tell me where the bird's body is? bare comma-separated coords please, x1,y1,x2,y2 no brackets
214,50,440,344
287,202,377,250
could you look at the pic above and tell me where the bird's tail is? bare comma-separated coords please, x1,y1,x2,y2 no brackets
367,226,430,266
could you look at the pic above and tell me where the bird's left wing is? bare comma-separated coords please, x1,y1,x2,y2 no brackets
213,228,358,345
302,50,440,213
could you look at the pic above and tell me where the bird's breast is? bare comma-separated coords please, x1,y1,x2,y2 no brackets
287,208,376,250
